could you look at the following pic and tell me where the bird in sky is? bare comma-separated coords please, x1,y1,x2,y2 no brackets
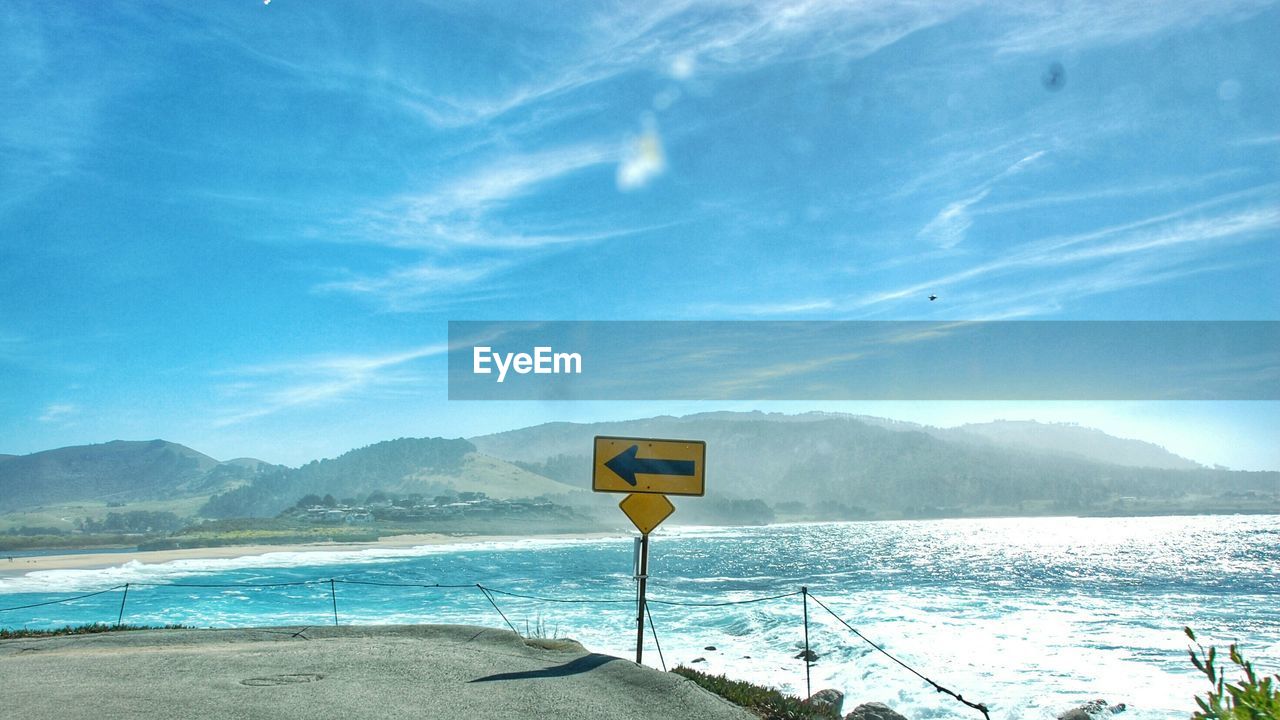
928,294,938,301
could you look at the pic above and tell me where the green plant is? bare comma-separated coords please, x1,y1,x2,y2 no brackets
1186,627,1280,719
672,666,839,720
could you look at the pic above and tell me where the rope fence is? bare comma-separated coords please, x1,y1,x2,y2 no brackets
1,578,989,719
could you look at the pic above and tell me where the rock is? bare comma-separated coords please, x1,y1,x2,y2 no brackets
704,646,717,651
845,702,908,720
794,649,820,661
1058,699,1127,720
807,689,844,716
690,657,706,664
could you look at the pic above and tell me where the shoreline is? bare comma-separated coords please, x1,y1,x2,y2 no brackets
0,531,625,577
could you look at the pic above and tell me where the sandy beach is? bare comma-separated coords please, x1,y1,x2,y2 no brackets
0,532,625,577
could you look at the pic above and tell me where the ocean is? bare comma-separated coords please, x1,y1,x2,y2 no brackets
2,515,1277,720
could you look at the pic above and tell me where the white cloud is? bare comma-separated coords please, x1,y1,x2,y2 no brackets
315,259,514,312
355,144,616,250
917,188,990,249
917,151,1044,248
215,344,448,427
864,186,1280,315
38,403,79,424
991,0,1275,55
694,299,837,316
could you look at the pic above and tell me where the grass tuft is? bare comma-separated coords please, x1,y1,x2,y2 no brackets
1,623,190,639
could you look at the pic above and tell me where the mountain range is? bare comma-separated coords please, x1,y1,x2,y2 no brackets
2,413,1275,524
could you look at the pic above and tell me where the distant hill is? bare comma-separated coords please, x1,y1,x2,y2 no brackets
769,413,1202,470
938,420,1202,470
0,440,268,513
200,437,582,518
471,412,1278,518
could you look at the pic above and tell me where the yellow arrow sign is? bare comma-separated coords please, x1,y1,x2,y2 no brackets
619,493,675,535
593,436,705,496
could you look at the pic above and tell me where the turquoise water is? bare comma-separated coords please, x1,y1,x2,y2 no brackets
2,515,1278,719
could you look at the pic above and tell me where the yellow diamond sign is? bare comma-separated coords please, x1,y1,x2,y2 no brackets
619,493,675,535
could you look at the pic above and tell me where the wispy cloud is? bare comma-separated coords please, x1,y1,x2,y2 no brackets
351,143,616,250
38,403,79,424
181,1,976,133
322,143,628,310
916,188,991,249
395,0,963,128
693,299,837,317
860,186,1280,315
991,0,1276,55
917,151,1045,248
214,344,448,427
0,4,109,214
315,259,515,313
940,257,1246,320
974,169,1249,217
1232,133,1280,147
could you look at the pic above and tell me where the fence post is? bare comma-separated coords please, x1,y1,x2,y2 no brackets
329,579,338,626
802,586,811,699
116,583,130,627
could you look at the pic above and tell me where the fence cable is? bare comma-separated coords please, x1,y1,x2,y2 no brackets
644,600,667,672
476,584,519,636
0,585,126,613
806,592,990,720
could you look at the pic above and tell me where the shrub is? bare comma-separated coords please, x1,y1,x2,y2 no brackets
672,666,839,720
1186,627,1280,719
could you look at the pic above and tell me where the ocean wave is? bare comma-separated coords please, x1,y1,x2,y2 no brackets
0,535,629,595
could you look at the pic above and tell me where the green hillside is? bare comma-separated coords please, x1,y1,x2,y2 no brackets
200,437,582,518
0,440,263,514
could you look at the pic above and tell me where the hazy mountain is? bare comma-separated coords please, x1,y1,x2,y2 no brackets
200,437,582,518
471,412,1277,517
938,420,1202,470
723,413,1203,470
0,440,267,513
5,414,1274,525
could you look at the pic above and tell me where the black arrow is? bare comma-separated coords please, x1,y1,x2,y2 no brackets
605,444,695,487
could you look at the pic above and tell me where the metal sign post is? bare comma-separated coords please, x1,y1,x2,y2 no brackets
635,532,650,664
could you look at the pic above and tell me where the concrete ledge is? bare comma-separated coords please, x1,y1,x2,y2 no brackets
1,625,755,720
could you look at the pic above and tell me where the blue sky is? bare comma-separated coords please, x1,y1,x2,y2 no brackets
2,1,1277,469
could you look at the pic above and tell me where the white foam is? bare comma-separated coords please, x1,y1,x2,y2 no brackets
0,535,628,594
